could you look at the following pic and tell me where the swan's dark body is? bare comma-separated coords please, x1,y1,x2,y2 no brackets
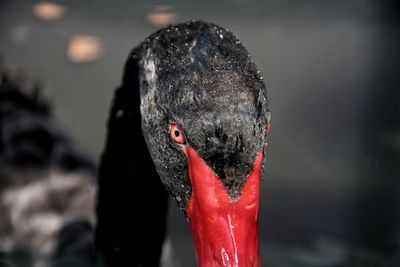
95,61,168,266
0,72,93,171
0,67,96,267
96,21,269,266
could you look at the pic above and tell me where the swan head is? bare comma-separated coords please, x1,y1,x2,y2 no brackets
126,21,270,266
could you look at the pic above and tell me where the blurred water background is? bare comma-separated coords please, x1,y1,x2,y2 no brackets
0,0,399,266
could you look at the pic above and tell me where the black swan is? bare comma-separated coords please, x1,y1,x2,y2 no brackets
0,66,97,267
96,20,270,267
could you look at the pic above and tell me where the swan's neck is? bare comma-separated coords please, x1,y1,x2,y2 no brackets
185,146,263,267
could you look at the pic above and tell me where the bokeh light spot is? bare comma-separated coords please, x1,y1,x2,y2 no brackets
33,2,66,21
67,35,102,63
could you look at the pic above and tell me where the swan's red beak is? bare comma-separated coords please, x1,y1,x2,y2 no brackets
185,146,263,267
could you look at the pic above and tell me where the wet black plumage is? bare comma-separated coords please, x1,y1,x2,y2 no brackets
96,20,269,266
95,53,168,266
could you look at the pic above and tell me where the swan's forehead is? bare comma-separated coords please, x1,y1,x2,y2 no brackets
156,66,261,138
167,72,255,112
140,21,267,130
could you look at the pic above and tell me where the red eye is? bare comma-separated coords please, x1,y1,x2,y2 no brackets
170,123,186,145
